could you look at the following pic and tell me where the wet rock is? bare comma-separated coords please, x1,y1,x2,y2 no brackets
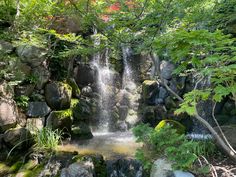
116,121,128,131
81,85,93,97
26,118,44,133
16,45,47,67
160,60,175,80
0,97,17,132
107,158,144,177
46,110,72,132
33,66,51,90
3,127,32,149
27,102,51,117
72,122,93,139
0,40,14,54
45,82,72,110
118,105,129,120
60,162,93,177
74,63,97,87
72,98,93,121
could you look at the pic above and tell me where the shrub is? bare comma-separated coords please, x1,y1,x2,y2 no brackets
132,124,211,171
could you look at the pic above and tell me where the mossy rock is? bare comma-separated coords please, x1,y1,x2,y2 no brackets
0,163,10,176
72,122,93,139
155,119,186,134
46,109,72,132
45,81,72,110
72,98,92,121
10,161,24,173
67,78,81,98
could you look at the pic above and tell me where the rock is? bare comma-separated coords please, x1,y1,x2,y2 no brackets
72,98,93,121
3,127,32,149
0,40,14,54
0,80,14,98
214,125,236,149
107,158,144,177
72,122,93,139
141,105,167,127
16,45,47,67
165,96,177,110
33,66,51,90
158,86,168,100
160,60,175,80
0,98,17,132
60,162,93,177
81,85,93,97
118,105,129,120
150,159,172,177
45,82,72,110
116,121,128,131
67,78,81,98
27,102,51,117
173,170,195,177
14,84,35,97
46,110,72,132
74,63,97,87
26,118,44,134
142,80,159,105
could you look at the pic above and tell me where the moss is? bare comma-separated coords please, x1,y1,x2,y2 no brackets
155,119,186,134
53,109,72,118
0,163,10,176
9,161,23,173
67,78,81,98
70,98,79,109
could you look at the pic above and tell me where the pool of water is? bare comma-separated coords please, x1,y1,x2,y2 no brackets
57,131,141,159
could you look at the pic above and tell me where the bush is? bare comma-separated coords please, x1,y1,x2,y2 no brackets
132,124,211,171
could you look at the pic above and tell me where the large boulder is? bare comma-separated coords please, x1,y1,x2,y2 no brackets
60,162,93,177
46,110,72,132
3,127,32,149
0,98,17,132
45,82,72,110
74,63,97,87
72,122,93,139
0,40,14,54
16,45,47,67
27,102,51,117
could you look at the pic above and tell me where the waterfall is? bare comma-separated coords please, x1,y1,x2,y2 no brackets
118,45,140,129
92,29,115,132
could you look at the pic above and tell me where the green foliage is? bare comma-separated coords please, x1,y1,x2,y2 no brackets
15,95,29,110
133,124,200,171
34,127,62,151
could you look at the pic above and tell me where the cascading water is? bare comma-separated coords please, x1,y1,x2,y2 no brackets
92,29,115,132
